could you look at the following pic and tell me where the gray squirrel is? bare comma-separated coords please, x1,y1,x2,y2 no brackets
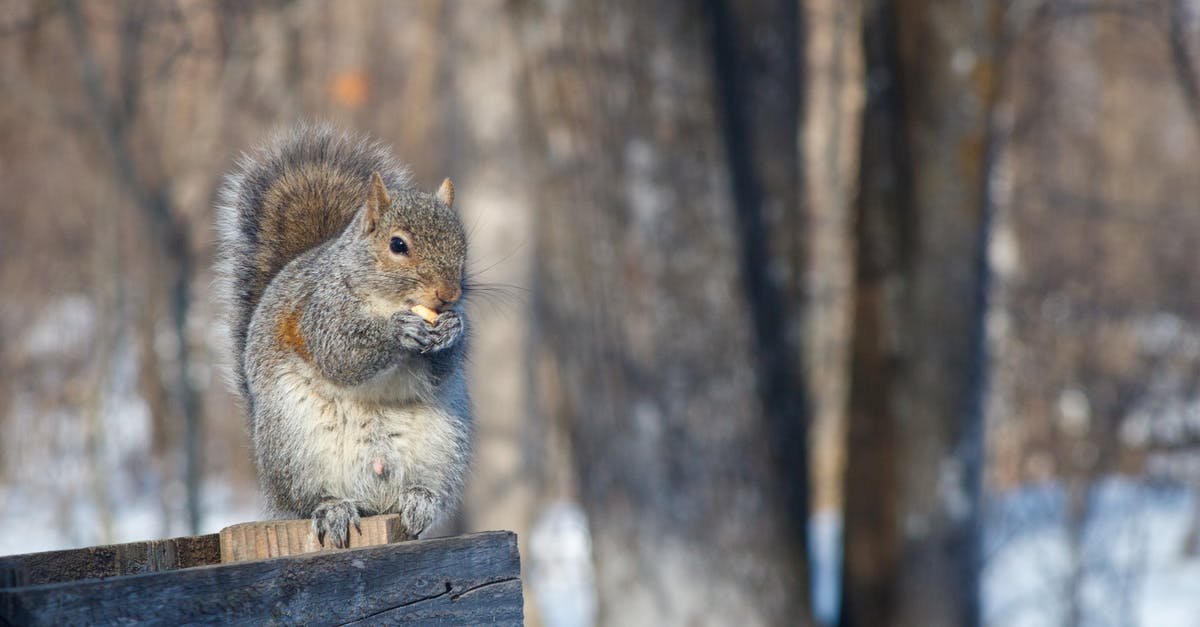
216,124,471,546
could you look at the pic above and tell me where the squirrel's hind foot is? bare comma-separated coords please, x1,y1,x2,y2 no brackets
311,498,362,548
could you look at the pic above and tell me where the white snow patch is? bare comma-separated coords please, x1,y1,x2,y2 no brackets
984,478,1200,627
809,509,842,626
529,501,597,627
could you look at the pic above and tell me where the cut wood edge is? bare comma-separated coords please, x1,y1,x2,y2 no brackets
218,514,409,563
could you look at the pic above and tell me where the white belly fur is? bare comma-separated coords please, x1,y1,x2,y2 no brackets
270,357,464,515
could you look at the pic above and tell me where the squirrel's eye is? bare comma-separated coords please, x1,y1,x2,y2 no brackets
389,236,409,255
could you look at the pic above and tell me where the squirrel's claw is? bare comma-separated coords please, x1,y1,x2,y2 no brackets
400,487,439,539
311,499,362,549
395,310,463,354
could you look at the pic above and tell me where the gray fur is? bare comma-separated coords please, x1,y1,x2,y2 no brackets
215,123,412,400
215,125,471,544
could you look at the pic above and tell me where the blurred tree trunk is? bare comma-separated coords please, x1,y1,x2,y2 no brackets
803,0,863,522
60,0,204,534
516,1,811,625
439,1,546,622
841,1,1001,626
981,4,1200,622
801,2,865,624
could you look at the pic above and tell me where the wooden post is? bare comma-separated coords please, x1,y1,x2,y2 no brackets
0,534,220,588
1,531,522,625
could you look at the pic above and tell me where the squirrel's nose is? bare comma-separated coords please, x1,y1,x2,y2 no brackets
435,285,461,307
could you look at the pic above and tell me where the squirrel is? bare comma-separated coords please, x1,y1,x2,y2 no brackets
215,124,471,547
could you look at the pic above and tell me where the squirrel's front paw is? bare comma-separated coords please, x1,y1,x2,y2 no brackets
429,311,464,351
395,310,464,353
311,499,362,548
400,487,440,539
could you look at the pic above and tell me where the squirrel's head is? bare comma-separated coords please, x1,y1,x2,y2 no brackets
356,171,467,314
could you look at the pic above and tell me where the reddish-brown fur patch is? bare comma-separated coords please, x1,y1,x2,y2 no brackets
277,308,312,361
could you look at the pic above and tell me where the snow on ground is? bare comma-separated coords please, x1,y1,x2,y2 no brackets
804,477,1200,627
809,509,843,625
0,294,261,556
983,477,1200,627
529,501,597,627
0,477,260,556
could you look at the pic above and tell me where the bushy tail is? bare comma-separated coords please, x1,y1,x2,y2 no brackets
215,124,411,400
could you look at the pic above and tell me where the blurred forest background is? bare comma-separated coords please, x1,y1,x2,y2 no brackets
2,1,1200,626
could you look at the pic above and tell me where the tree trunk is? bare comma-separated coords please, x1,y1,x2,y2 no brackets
984,4,1200,622
515,2,811,624
60,0,205,535
841,1,1001,626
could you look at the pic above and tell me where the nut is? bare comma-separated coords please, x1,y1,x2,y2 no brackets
411,304,439,323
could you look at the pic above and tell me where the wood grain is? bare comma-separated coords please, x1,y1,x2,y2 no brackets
0,534,219,588
218,514,408,563
1,531,522,626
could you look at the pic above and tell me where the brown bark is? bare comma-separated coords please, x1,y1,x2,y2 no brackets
59,0,206,534
804,0,864,519
515,1,811,624
984,4,1200,620
841,1,1002,625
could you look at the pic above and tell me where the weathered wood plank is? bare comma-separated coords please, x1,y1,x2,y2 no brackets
1,530,522,626
219,514,408,563
0,534,220,588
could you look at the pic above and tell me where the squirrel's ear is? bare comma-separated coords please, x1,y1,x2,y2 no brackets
436,177,454,208
364,171,390,234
